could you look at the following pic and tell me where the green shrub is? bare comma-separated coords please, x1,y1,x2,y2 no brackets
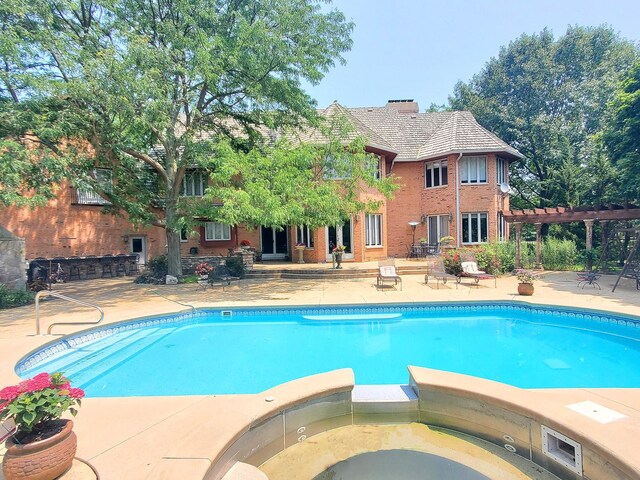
542,238,578,270
0,284,35,309
147,254,168,278
442,249,462,276
224,256,246,278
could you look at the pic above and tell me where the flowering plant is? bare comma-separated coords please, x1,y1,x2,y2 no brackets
516,269,536,284
240,239,251,247
0,372,84,435
332,244,346,253
195,262,214,276
439,235,455,245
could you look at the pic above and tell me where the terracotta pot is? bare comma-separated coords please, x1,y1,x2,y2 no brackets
3,420,77,480
518,283,534,296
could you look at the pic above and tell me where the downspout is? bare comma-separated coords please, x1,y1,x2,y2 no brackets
455,153,463,247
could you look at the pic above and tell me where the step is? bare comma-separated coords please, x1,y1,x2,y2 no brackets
352,384,419,423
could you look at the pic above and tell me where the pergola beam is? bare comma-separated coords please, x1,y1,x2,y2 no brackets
504,206,640,224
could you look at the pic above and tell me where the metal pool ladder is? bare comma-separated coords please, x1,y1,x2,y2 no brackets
35,290,105,335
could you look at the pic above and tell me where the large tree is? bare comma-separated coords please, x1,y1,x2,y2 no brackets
450,26,639,212
605,62,640,203
0,0,396,276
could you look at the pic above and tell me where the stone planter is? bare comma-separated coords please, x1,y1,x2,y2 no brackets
518,283,534,296
294,246,305,264
333,252,343,269
3,419,77,480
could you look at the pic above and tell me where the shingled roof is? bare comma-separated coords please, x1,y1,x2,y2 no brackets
330,101,522,162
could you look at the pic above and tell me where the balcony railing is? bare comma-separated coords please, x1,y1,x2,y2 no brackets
73,189,111,205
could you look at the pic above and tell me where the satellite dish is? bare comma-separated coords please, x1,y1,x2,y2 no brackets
499,182,511,194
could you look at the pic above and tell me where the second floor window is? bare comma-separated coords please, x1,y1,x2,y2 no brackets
181,171,207,197
204,222,231,241
425,160,448,188
461,156,487,184
496,157,507,185
365,214,383,246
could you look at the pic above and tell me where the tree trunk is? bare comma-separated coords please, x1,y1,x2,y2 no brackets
165,201,183,277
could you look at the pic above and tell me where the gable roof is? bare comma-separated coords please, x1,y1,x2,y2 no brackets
333,103,522,162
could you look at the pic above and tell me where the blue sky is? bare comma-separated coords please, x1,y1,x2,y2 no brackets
305,0,640,110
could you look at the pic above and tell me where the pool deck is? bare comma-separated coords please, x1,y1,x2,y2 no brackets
1,264,640,479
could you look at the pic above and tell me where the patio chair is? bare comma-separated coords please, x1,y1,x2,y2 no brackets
377,259,402,290
425,258,459,289
460,261,496,287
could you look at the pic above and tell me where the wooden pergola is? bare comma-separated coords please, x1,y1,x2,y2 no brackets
503,204,640,269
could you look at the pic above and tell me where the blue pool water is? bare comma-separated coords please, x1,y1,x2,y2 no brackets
18,303,640,397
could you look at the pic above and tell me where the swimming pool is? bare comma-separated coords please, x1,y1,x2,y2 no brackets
17,302,640,397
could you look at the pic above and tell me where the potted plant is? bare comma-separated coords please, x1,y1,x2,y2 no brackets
294,242,306,264
194,262,213,280
516,269,536,295
239,239,251,251
332,244,346,269
1,372,84,480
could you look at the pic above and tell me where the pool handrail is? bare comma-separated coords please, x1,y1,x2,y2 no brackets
35,290,105,335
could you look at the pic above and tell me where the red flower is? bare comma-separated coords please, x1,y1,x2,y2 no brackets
25,373,53,392
0,385,22,401
69,388,85,399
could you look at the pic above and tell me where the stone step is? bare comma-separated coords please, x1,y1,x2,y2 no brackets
246,266,433,280
352,384,419,423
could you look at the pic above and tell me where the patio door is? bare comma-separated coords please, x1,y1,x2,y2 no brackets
326,220,354,261
261,226,289,260
129,236,147,265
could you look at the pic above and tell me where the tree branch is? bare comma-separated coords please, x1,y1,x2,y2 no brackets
123,148,169,183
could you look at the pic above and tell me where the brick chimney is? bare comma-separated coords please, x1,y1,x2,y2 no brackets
386,99,419,114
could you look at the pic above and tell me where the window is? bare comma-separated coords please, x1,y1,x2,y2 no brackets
204,222,231,241
180,227,189,243
462,213,488,244
181,170,207,197
496,157,507,185
497,212,507,241
371,154,382,180
461,156,487,184
425,160,448,188
324,155,353,180
427,215,450,244
76,168,112,205
365,214,383,247
296,225,314,248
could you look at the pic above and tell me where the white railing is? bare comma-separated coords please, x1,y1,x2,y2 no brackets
35,291,105,335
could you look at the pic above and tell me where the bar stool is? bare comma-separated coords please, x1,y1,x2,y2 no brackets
68,257,82,280
101,254,115,278
127,254,140,275
115,254,128,276
85,255,98,278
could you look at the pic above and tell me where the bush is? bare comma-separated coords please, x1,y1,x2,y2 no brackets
542,237,578,270
147,254,168,278
224,256,246,278
442,249,462,276
0,284,35,309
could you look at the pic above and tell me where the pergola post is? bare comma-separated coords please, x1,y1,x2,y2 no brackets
584,219,595,271
534,222,543,270
514,222,523,269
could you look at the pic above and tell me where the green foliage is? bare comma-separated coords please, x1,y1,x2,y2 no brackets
450,26,639,210
0,372,83,435
0,0,356,276
442,249,462,276
605,61,640,203
542,238,579,270
147,255,168,278
0,284,34,309
223,256,246,279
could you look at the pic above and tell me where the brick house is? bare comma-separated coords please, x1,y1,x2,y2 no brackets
0,99,522,268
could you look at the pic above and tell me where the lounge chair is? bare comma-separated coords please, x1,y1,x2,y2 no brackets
425,258,459,289
377,259,402,290
460,261,496,287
